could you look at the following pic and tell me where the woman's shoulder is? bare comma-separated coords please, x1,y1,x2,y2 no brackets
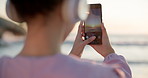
65,54,112,69
60,54,119,78
0,54,119,78
61,54,114,69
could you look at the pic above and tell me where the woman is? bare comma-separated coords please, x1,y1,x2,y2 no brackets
0,0,131,78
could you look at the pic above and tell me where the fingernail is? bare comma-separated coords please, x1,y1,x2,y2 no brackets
91,36,96,39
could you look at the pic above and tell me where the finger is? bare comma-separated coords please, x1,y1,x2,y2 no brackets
76,21,85,39
101,23,107,34
78,21,83,33
100,23,109,41
76,21,83,38
81,25,85,37
82,36,96,46
115,68,125,78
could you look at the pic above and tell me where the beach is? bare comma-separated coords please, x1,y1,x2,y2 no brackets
0,34,148,78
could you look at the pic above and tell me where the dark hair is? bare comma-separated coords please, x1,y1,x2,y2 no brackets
11,0,64,20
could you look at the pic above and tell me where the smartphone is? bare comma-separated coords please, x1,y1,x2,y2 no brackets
84,3,102,45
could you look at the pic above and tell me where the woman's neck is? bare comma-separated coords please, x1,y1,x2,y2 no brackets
18,15,64,57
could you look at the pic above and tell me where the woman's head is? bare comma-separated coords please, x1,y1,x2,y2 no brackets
9,0,64,22
6,0,88,43
6,0,89,56
7,0,77,40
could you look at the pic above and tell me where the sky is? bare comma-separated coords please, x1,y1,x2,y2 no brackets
0,0,148,35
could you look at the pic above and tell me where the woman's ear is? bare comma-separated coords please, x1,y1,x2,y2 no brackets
6,0,24,23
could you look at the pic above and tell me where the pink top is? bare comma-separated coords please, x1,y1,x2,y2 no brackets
0,53,131,78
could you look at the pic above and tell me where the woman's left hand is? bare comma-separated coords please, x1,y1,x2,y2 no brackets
69,21,96,57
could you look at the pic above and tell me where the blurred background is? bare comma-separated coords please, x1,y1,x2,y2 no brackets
0,0,148,78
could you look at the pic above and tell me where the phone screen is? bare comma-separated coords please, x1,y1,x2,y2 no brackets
84,4,102,44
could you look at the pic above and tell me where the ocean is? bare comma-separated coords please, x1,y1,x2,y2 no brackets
0,34,148,78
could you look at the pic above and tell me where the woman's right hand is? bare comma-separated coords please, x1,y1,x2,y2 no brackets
69,21,96,57
70,22,115,58
90,23,115,57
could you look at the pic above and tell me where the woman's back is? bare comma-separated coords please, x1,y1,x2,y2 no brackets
0,53,131,78
2,0,132,78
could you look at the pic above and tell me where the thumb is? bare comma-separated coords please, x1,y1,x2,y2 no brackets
82,36,96,46
115,68,126,78
76,21,83,38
